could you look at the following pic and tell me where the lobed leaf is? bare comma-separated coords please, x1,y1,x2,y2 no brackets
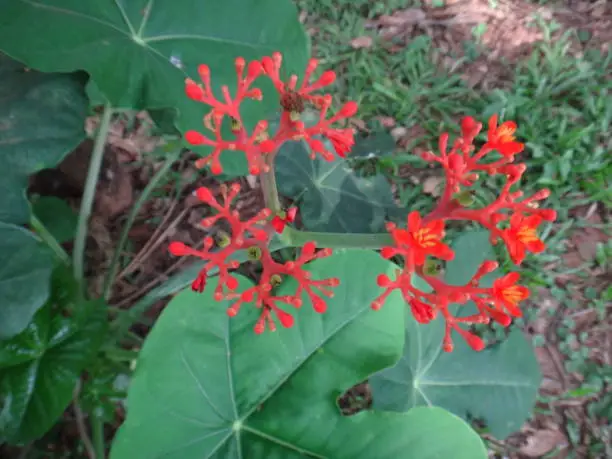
0,223,54,339
0,0,309,177
0,53,87,225
370,231,542,439
111,249,486,459
275,141,396,233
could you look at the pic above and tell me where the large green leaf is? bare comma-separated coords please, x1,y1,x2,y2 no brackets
349,132,396,159
370,232,542,439
275,141,396,233
0,53,87,224
31,196,78,244
0,0,309,176
0,223,54,339
0,268,107,443
111,249,486,458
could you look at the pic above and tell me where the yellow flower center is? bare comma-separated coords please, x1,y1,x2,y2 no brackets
502,286,525,306
497,125,516,143
517,226,538,244
413,228,439,248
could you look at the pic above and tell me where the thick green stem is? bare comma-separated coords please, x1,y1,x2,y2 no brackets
91,414,105,459
102,150,181,299
30,214,70,265
260,153,281,213
73,103,113,283
282,226,392,249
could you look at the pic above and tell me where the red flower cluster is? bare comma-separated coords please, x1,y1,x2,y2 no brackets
183,53,356,175
373,115,556,351
168,184,338,333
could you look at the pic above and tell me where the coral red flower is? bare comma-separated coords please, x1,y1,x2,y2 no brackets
372,115,554,352
261,53,336,110
167,184,339,333
184,53,358,175
408,298,437,324
460,116,482,143
486,114,524,157
326,128,355,157
270,207,297,234
502,213,546,264
492,272,529,316
384,211,454,266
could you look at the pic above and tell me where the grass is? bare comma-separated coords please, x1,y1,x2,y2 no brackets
299,0,611,456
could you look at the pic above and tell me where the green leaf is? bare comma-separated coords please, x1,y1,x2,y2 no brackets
31,196,78,243
0,223,54,340
0,54,87,224
0,0,309,177
370,232,542,439
111,249,486,458
0,268,107,443
275,141,396,233
349,132,396,159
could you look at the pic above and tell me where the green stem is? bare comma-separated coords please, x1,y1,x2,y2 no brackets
102,150,181,299
282,226,392,249
73,103,113,284
30,214,70,265
260,153,281,213
91,415,105,459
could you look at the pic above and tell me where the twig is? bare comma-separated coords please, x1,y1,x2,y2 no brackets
30,214,71,265
91,414,105,459
73,103,113,283
102,151,180,299
72,382,96,459
114,198,184,281
113,239,202,309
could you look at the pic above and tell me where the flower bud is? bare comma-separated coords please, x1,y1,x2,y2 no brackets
318,70,336,86
306,58,318,74
198,64,210,77
185,79,204,101
235,57,245,73
241,290,255,302
196,187,214,204
540,209,557,221
377,274,392,287
168,241,189,256
532,188,551,200
185,130,206,145
338,101,358,118
247,60,262,78
276,309,294,328
302,241,317,256
225,276,239,290
420,151,437,161
311,295,327,313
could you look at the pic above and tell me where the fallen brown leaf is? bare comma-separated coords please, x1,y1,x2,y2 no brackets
519,429,567,457
422,176,444,197
376,116,396,128
350,36,373,49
